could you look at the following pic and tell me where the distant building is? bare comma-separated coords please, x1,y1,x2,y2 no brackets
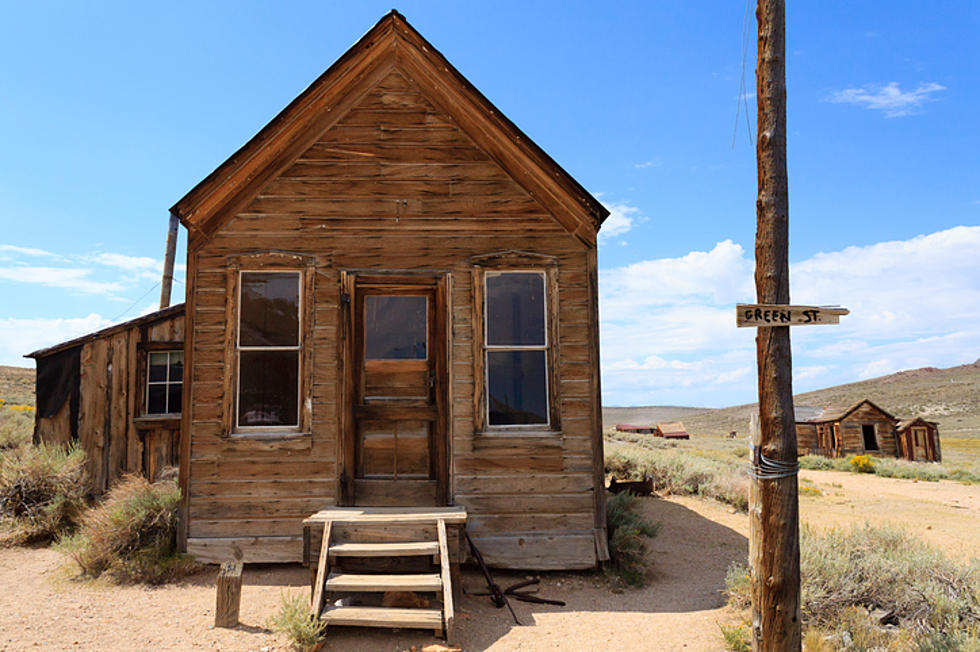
896,418,942,463
659,422,690,440
795,399,941,462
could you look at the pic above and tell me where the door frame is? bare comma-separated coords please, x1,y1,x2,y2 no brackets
339,270,450,506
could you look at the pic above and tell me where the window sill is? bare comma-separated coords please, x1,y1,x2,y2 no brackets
134,415,181,430
473,431,563,450
224,431,312,451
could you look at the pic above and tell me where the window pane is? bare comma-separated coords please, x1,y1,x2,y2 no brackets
487,350,548,425
240,272,299,347
168,383,182,414
486,273,545,346
364,296,427,360
238,350,299,427
169,352,183,382
148,352,169,382
147,384,167,414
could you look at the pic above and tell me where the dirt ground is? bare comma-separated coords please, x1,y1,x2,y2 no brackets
1,471,977,651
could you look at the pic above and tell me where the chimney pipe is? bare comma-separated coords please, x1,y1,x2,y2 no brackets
160,211,179,309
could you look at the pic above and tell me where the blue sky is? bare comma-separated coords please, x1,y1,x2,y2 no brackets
1,2,977,407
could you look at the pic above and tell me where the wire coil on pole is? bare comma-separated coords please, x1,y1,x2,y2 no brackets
747,443,799,480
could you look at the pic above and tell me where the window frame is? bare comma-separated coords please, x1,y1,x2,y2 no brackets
144,349,184,416
222,251,318,438
483,270,551,429
471,251,561,435
234,269,303,432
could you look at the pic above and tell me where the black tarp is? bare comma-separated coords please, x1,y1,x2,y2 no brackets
34,345,81,442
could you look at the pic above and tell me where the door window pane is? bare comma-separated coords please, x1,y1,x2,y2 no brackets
487,350,548,425
238,350,299,427
365,296,427,360
486,273,545,346
240,272,299,346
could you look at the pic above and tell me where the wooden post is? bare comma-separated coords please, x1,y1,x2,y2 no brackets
751,0,801,650
215,561,244,628
159,211,179,309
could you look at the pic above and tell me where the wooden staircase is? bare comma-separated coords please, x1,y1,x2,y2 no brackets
304,507,467,642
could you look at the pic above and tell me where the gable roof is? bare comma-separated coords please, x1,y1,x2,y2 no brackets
25,303,185,360
170,11,609,246
798,399,896,424
896,417,939,432
659,422,688,434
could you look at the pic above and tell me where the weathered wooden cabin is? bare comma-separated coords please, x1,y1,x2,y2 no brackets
164,10,609,571
795,399,898,458
27,305,185,493
896,418,941,462
659,422,690,440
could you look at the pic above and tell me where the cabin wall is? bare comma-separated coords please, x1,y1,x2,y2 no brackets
35,313,184,494
795,423,818,454
183,70,601,568
837,403,897,457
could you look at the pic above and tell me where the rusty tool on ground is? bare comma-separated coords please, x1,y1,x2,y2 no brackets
464,530,520,625
468,577,566,607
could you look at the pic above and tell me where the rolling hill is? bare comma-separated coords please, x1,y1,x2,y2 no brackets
0,365,34,406
606,359,980,440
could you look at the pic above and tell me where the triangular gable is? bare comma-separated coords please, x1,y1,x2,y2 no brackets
825,399,895,423
171,11,608,246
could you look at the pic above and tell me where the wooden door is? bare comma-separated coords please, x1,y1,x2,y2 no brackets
912,427,927,460
343,275,447,506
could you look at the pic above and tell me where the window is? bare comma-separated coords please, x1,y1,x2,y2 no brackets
484,271,549,427
236,271,301,429
146,351,182,415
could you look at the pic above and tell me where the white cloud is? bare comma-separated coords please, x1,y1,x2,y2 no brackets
597,201,642,243
0,266,125,295
826,82,946,118
600,225,980,407
633,159,662,169
91,253,161,271
0,314,113,366
0,244,60,258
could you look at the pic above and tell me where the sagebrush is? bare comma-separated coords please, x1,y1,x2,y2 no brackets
725,524,980,649
605,444,749,512
59,473,197,583
605,491,660,587
268,591,327,651
0,442,86,544
0,408,33,450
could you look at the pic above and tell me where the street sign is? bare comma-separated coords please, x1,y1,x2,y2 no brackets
736,304,849,328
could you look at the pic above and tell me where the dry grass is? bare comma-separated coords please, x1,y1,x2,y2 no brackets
0,407,34,450
58,474,198,584
0,442,87,544
725,524,980,650
0,365,35,407
605,438,750,512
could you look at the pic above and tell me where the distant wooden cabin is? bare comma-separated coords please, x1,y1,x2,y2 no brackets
30,12,610,571
659,422,690,440
615,424,658,435
795,399,898,458
26,305,185,493
896,418,941,462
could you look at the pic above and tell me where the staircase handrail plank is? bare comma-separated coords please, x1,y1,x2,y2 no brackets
310,521,332,618
437,518,454,644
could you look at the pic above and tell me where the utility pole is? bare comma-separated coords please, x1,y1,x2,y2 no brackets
750,0,801,649
159,211,179,309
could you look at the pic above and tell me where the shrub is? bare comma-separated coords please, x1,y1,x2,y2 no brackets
847,454,875,473
0,442,86,544
719,621,751,652
605,491,660,587
605,444,750,512
268,591,327,651
59,474,197,584
726,525,980,648
0,408,33,450
798,455,843,471
724,562,751,609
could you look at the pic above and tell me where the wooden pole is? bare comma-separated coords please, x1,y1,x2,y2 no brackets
215,561,243,628
751,0,801,650
159,211,179,309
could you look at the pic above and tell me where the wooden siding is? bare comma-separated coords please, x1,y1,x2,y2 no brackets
35,310,184,494
184,70,601,569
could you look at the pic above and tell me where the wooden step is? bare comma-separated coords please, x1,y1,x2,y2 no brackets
324,571,442,592
304,506,467,526
320,605,443,630
329,541,439,558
